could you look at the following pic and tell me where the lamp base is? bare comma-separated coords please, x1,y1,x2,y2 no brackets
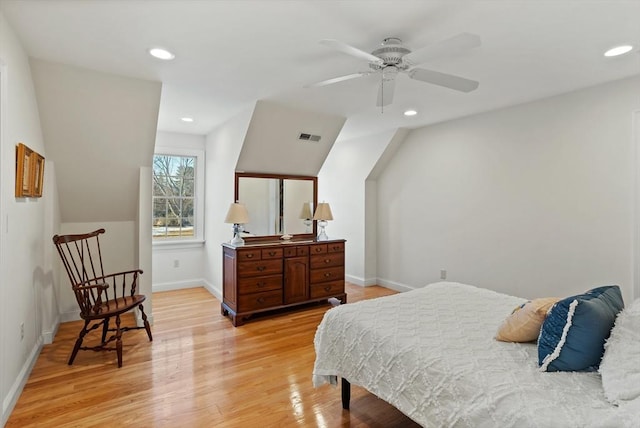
230,224,245,246
230,233,245,246
317,221,329,241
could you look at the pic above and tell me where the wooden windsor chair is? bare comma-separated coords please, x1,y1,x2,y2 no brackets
52,228,152,367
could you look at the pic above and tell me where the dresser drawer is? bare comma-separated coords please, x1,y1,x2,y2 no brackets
237,259,282,277
237,275,282,295
261,248,283,259
310,266,344,284
237,249,262,261
310,280,344,299
310,252,344,269
309,243,327,255
284,245,310,258
238,290,283,312
327,242,344,253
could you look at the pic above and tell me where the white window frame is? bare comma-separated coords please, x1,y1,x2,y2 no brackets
152,146,205,249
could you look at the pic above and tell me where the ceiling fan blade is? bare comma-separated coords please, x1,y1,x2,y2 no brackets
408,68,479,92
376,77,396,107
404,33,481,67
305,72,370,88
320,39,383,64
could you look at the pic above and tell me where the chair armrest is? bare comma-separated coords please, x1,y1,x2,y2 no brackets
73,282,109,314
73,283,108,292
94,270,144,298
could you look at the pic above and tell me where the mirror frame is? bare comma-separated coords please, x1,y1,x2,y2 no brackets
234,172,318,242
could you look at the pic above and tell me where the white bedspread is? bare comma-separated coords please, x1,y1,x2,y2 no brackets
313,282,639,427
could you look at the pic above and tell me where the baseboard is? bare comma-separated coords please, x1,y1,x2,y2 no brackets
42,315,60,345
152,279,206,293
376,277,415,293
2,336,43,426
345,274,377,287
202,279,222,301
59,310,80,323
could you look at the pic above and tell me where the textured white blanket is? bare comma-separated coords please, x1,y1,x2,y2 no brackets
313,282,639,427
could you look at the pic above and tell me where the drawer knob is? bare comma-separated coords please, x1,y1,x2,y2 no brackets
257,297,265,303
324,273,331,278
324,259,331,264
316,248,322,252
246,254,254,259
257,266,266,272
268,251,276,256
324,286,331,291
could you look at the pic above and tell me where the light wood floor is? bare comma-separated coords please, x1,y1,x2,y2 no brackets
7,283,420,427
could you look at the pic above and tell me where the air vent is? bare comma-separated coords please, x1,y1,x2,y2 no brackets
298,133,321,142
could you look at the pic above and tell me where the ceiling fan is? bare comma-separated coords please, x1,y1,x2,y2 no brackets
306,33,481,107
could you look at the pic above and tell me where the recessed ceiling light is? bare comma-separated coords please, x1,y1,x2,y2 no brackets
149,47,175,60
404,110,417,116
604,45,634,57
181,117,194,123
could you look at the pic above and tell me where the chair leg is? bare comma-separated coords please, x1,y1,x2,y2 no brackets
69,320,89,365
139,304,153,341
101,317,110,343
115,314,123,368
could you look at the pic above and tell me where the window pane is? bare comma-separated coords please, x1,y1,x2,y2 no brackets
182,178,194,197
152,154,198,240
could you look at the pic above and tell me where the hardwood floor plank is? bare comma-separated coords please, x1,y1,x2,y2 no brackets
7,283,419,427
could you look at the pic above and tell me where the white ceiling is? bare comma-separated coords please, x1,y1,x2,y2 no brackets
2,0,639,141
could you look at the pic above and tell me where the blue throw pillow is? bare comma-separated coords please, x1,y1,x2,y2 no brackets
538,285,624,372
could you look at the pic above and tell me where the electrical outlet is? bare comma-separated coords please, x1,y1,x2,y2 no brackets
440,269,447,280
173,259,180,268
20,323,24,340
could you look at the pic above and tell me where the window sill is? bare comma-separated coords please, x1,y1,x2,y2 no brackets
152,239,205,250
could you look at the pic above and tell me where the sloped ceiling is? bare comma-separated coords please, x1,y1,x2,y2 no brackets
236,100,345,176
30,59,161,223
2,1,639,141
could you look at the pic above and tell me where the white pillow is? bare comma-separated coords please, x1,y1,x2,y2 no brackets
599,298,640,404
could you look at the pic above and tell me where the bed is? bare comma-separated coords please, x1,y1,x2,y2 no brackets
313,282,640,427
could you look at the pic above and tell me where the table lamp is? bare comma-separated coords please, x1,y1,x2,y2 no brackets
225,202,249,246
299,202,313,233
312,202,333,241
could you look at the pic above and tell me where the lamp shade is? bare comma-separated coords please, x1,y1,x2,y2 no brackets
224,202,249,224
313,202,333,221
299,202,313,220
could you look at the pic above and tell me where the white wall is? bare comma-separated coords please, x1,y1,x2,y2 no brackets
318,129,407,286
138,167,153,325
377,76,640,303
0,12,58,425
203,106,254,298
30,59,160,223
634,110,640,300
152,131,207,292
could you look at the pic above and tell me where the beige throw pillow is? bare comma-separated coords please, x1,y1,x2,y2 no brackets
495,297,561,342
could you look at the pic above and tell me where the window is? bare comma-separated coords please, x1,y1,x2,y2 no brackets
152,148,204,243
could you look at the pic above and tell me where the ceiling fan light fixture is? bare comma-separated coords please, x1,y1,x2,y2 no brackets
404,110,418,116
604,45,633,57
149,47,175,60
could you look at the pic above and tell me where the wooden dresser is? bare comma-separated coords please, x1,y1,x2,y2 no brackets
221,239,346,326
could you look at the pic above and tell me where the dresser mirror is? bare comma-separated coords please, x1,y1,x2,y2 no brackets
235,172,317,240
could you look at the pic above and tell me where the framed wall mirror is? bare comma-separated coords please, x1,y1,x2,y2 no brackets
234,172,317,241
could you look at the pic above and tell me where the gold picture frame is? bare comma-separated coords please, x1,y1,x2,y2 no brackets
15,143,34,197
31,152,45,197
15,143,45,198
